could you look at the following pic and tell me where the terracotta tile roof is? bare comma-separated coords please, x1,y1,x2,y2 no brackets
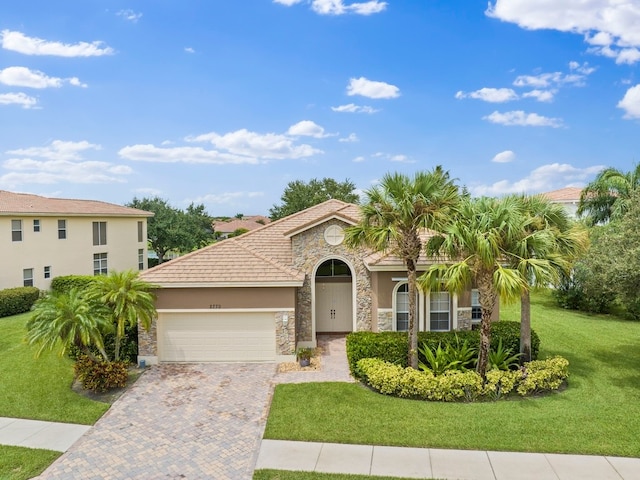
0,190,153,217
541,187,582,202
364,230,448,268
213,216,270,234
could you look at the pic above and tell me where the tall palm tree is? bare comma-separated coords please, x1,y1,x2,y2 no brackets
578,164,640,225
26,289,111,361
420,195,564,378
516,195,588,362
88,270,157,361
344,168,460,369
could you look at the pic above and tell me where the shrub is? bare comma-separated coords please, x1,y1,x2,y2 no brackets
0,287,40,318
74,355,129,392
50,275,96,294
69,322,139,363
357,356,568,402
347,321,538,377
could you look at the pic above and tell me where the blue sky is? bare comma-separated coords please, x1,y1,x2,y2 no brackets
1,1,639,216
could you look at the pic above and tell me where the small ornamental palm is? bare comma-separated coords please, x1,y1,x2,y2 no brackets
26,289,111,362
87,270,157,361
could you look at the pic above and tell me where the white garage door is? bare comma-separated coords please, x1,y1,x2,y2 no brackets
158,311,276,362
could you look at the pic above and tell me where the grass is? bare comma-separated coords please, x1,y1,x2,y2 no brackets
264,290,640,457
0,445,60,480
253,470,434,480
0,312,109,424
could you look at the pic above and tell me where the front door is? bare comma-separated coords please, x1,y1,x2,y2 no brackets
316,281,353,332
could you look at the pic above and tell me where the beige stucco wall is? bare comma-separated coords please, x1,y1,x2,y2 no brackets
0,215,148,290
154,286,296,309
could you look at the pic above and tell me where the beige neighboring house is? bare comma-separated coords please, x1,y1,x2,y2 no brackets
542,187,582,218
213,215,271,238
139,199,491,365
0,190,153,291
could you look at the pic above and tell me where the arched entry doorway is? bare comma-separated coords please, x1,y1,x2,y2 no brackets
314,258,353,333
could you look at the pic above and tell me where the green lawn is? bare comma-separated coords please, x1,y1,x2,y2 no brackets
0,445,60,480
264,291,640,457
254,470,434,480
0,312,109,424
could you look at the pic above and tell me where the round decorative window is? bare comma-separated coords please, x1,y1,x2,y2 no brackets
324,225,345,245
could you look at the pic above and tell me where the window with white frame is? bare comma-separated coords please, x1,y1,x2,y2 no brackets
430,291,450,331
23,268,34,287
395,283,409,331
471,289,481,323
93,253,108,275
93,221,107,246
44,266,51,279
58,219,67,239
33,219,40,232
11,220,22,242
138,248,144,270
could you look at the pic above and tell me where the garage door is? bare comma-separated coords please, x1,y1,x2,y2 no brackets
157,311,276,362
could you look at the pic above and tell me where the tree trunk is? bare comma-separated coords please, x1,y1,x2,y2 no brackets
114,334,121,362
520,289,532,363
407,261,419,369
476,271,496,380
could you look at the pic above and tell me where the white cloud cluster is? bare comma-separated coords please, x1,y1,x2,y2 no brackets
347,77,400,99
1,30,114,57
339,133,359,143
117,9,143,23
483,110,563,128
618,84,640,119
487,1,640,65
455,88,518,103
188,191,264,206
0,66,85,89
492,150,516,163
331,103,379,113
274,0,387,15
0,92,37,109
471,163,604,196
120,122,328,164
1,140,132,188
372,152,414,163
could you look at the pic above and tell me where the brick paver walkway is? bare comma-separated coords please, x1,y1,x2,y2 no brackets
37,363,277,480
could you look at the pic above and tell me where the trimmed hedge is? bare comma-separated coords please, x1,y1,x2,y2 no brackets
50,275,97,294
0,287,40,318
346,321,540,376
357,356,569,402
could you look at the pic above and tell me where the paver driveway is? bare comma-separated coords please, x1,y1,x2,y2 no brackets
38,363,277,480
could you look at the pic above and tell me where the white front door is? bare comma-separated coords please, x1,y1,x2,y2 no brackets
316,282,353,332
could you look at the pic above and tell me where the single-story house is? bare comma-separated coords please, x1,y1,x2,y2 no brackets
138,199,492,364
542,187,582,219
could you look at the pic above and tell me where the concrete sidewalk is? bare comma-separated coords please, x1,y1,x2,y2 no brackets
0,416,89,452
256,439,640,480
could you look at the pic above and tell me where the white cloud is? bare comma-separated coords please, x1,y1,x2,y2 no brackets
0,92,37,109
483,110,563,128
347,77,400,99
117,10,143,23
287,120,331,138
487,1,640,64
188,191,265,206
119,144,261,164
273,0,303,5
353,156,365,162
522,89,555,102
331,103,379,113
274,0,386,14
455,87,518,103
1,140,130,188
617,84,640,119
184,47,195,54
390,154,414,163
339,133,359,143
1,30,114,57
470,163,604,196
492,150,516,163
0,66,85,89
513,71,586,88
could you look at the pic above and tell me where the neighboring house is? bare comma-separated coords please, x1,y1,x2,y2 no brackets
542,187,582,219
213,215,270,238
0,190,153,291
139,200,491,365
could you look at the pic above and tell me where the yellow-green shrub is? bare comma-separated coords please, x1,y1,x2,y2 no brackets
517,356,569,396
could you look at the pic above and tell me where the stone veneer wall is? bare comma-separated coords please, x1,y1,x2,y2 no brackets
275,311,296,355
138,320,157,357
377,309,393,332
291,219,372,342
457,307,472,331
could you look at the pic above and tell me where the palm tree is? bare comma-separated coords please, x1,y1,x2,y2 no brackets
26,289,111,361
420,195,561,379
515,195,589,362
578,164,640,225
344,168,460,369
88,270,157,361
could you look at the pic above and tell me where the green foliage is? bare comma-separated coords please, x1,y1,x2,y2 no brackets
488,338,522,370
0,287,39,317
68,322,139,363
50,275,96,294
357,357,568,402
269,177,360,220
296,347,314,361
418,341,474,375
347,322,537,377
74,355,128,392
